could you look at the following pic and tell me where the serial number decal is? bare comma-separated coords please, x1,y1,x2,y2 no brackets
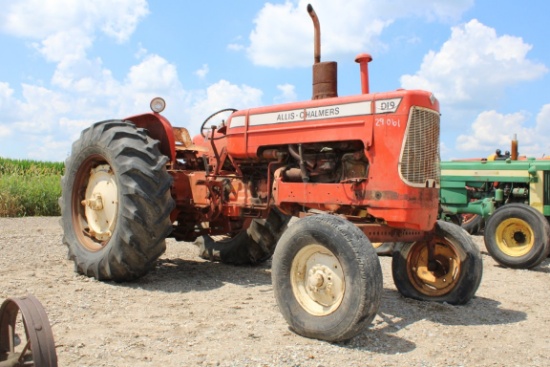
375,117,401,128
374,98,401,114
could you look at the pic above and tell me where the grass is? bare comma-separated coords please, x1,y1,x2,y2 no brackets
0,157,64,217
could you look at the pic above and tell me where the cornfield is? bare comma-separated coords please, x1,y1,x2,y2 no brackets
0,157,64,217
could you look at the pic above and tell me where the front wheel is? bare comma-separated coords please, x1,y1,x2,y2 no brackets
392,220,482,305
272,215,382,342
484,203,550,269
59,120,175,281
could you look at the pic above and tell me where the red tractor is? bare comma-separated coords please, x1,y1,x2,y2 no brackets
59,5,482,342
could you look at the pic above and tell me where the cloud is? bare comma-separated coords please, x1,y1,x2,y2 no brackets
0,125,11,138
195,64,210,79
0,0,148,42
455,106,550,158
0,0,149,64
246,0,474,68
274,84,297,103
401,19,548,107
185,80,263,135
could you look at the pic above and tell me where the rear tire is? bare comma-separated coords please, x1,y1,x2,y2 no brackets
392,220,482,305
462,214,485,235
59,120,174,281
272,215,382,342
484,203,550,269
196,208,291,265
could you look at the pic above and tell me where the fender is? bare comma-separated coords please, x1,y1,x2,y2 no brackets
125,112,176,164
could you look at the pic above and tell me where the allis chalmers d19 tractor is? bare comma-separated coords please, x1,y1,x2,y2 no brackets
60,5,482,342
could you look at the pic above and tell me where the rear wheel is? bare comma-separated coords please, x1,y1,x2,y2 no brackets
484,203,550,269
196,208,291,264
392,220,482,304
462,214,485,235
272,215,382,342
59,120,174,281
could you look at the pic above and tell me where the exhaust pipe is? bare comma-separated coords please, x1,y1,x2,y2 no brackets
308,4,337,100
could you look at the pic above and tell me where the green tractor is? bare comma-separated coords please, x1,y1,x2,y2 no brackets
440,136,550,269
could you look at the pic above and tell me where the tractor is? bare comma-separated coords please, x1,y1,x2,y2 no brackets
440,135,550,269
59,4,482,342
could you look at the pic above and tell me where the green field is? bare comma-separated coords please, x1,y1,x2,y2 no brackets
0,157,64,217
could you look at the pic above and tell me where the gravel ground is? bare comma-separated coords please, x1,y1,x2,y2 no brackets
0,216,549,367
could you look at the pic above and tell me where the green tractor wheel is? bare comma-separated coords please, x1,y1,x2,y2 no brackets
484,203,550,269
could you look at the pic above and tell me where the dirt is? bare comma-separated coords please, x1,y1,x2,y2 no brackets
0,216,549,367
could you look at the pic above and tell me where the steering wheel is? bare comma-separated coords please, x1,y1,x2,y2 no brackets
200,108,237,138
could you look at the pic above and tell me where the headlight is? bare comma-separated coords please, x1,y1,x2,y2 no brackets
150,97,166,113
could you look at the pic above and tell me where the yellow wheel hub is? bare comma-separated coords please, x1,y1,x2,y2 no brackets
495,218,534,257
408,241,461,297
290,244,345,316
82,164,118,243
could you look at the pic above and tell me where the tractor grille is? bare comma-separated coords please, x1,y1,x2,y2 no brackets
399,106,440,187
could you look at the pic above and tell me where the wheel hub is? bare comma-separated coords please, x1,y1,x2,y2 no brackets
82,164,118,242
291,244,345,316
496,218,534,257
409,242,461,296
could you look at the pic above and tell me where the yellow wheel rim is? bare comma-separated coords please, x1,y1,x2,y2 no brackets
71,156,119,252
495,218,534,257
407,240,462,297
290,244,345,316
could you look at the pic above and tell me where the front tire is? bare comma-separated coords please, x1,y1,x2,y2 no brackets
484,203,550,269
392,220,482,305
59,120,174,281
272,215,382,342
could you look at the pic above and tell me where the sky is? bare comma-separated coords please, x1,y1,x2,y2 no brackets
0,0,549,162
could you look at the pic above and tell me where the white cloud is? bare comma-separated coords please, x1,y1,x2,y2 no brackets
401,19,548,106
0,125,11,138
247,0,474,68
274,84,297,103
0,0,148,42
227,43,245,52
186,80,263,135
127,55,181,92
455,107,550,158
195,64,210,79
535,103,550,136
456,110,529,151
0,82,15,108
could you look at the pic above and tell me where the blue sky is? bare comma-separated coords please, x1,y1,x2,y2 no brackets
0,0,548,162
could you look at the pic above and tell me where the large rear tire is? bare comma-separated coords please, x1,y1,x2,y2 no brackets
272,215,382,342
196,208,291,265
392,220,482,305
483,203,550,269
59,120,174,281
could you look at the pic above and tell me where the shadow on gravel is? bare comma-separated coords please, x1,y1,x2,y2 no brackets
340,288,526,354
113,257,273,293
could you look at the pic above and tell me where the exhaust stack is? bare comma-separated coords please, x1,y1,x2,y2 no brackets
308,4,337,100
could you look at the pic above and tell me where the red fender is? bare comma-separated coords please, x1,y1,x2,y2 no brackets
125,112,176,164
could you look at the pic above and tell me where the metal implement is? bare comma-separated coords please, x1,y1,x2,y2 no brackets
0,295,57,367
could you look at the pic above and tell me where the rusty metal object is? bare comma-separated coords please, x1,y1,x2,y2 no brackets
308,4,337,99
0,295,57,367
